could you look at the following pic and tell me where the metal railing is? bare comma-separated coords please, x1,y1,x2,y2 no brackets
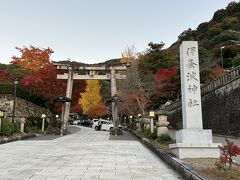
165,65,240,112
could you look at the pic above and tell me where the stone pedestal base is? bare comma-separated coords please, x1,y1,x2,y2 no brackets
20,123,25,133
157,127,168,137
169,129,221,159
146,124,150,129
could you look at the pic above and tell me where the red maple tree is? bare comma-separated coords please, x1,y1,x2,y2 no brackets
0,70,10,83
153,67,178,97
20,63,86,111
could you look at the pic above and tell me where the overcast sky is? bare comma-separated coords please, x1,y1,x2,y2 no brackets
0,0,234,64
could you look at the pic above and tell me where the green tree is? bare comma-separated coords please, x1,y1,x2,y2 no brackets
232,55,240,67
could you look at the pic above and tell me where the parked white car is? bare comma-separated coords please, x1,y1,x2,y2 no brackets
101,120,114,131
94,119,122,131
92,119,100,129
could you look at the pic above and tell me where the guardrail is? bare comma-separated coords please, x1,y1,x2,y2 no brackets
201,65,240,94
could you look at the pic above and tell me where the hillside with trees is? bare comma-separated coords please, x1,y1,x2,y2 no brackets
118,1,240,113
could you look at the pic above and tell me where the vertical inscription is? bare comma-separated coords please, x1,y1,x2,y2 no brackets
180,41,203,129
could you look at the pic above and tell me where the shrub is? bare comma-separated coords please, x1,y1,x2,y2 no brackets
232,55,240,67
46,126,59,134
1,119,13,136
216,138,240,170
24,126,37,133
143,127,157,139
14,122,21,134
158,134,172,144
27,116,48,131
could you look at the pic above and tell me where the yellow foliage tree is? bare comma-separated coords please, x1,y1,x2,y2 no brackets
79,80,102,114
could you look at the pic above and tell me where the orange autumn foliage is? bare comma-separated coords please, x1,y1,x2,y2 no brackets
11,46,53,73
211,64,224,78
86,102,107,119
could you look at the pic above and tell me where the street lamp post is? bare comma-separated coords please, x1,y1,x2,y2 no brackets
12,78,19,133
221,46,225,69
41,114,46,133
149,111,155,134
129,115,133,124
55,114,59,127
0,109,5,133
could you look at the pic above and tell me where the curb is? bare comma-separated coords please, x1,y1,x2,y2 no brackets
130,130,208,180
213,134,240,140
0,134,38,145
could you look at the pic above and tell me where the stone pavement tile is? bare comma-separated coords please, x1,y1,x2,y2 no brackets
85,169,101,173
70,169,85,175
115,165,129,170
6,169,22,176
7,175,33,180
80,173,99,179
132,175,164,180
115,175,132,180
17,169,42,178
131,175,148,180
44,176,67,180
163,176,182,180
130,169,147,176
90,162,104,166
99,173,116,180
70,166,88,170
88,165,103,169
145,170,162,176
65,175,82,180
102,167,116,170
115,171,131,177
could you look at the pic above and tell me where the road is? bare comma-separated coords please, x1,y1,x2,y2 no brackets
0,126,181,180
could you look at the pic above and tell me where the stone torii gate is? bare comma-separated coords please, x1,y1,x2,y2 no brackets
53,62,128,133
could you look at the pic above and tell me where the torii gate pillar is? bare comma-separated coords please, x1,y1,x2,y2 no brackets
63,68,73,130
110,69,118,135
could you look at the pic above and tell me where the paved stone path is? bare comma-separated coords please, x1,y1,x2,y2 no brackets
0,126,181,180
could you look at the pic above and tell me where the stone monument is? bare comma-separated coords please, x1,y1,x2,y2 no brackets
169,41,221,159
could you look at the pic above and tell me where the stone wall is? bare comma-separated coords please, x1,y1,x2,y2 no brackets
167,66,240,136
0,94,52,120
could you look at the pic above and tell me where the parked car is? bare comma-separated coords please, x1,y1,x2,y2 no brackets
92,119,100,129
73,120,81,125
94,119,122,131
101,120,114,131
80,119,93,127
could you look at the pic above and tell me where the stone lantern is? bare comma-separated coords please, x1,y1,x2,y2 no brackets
156,109,169,137
0,109,5,133
54,95,72,136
